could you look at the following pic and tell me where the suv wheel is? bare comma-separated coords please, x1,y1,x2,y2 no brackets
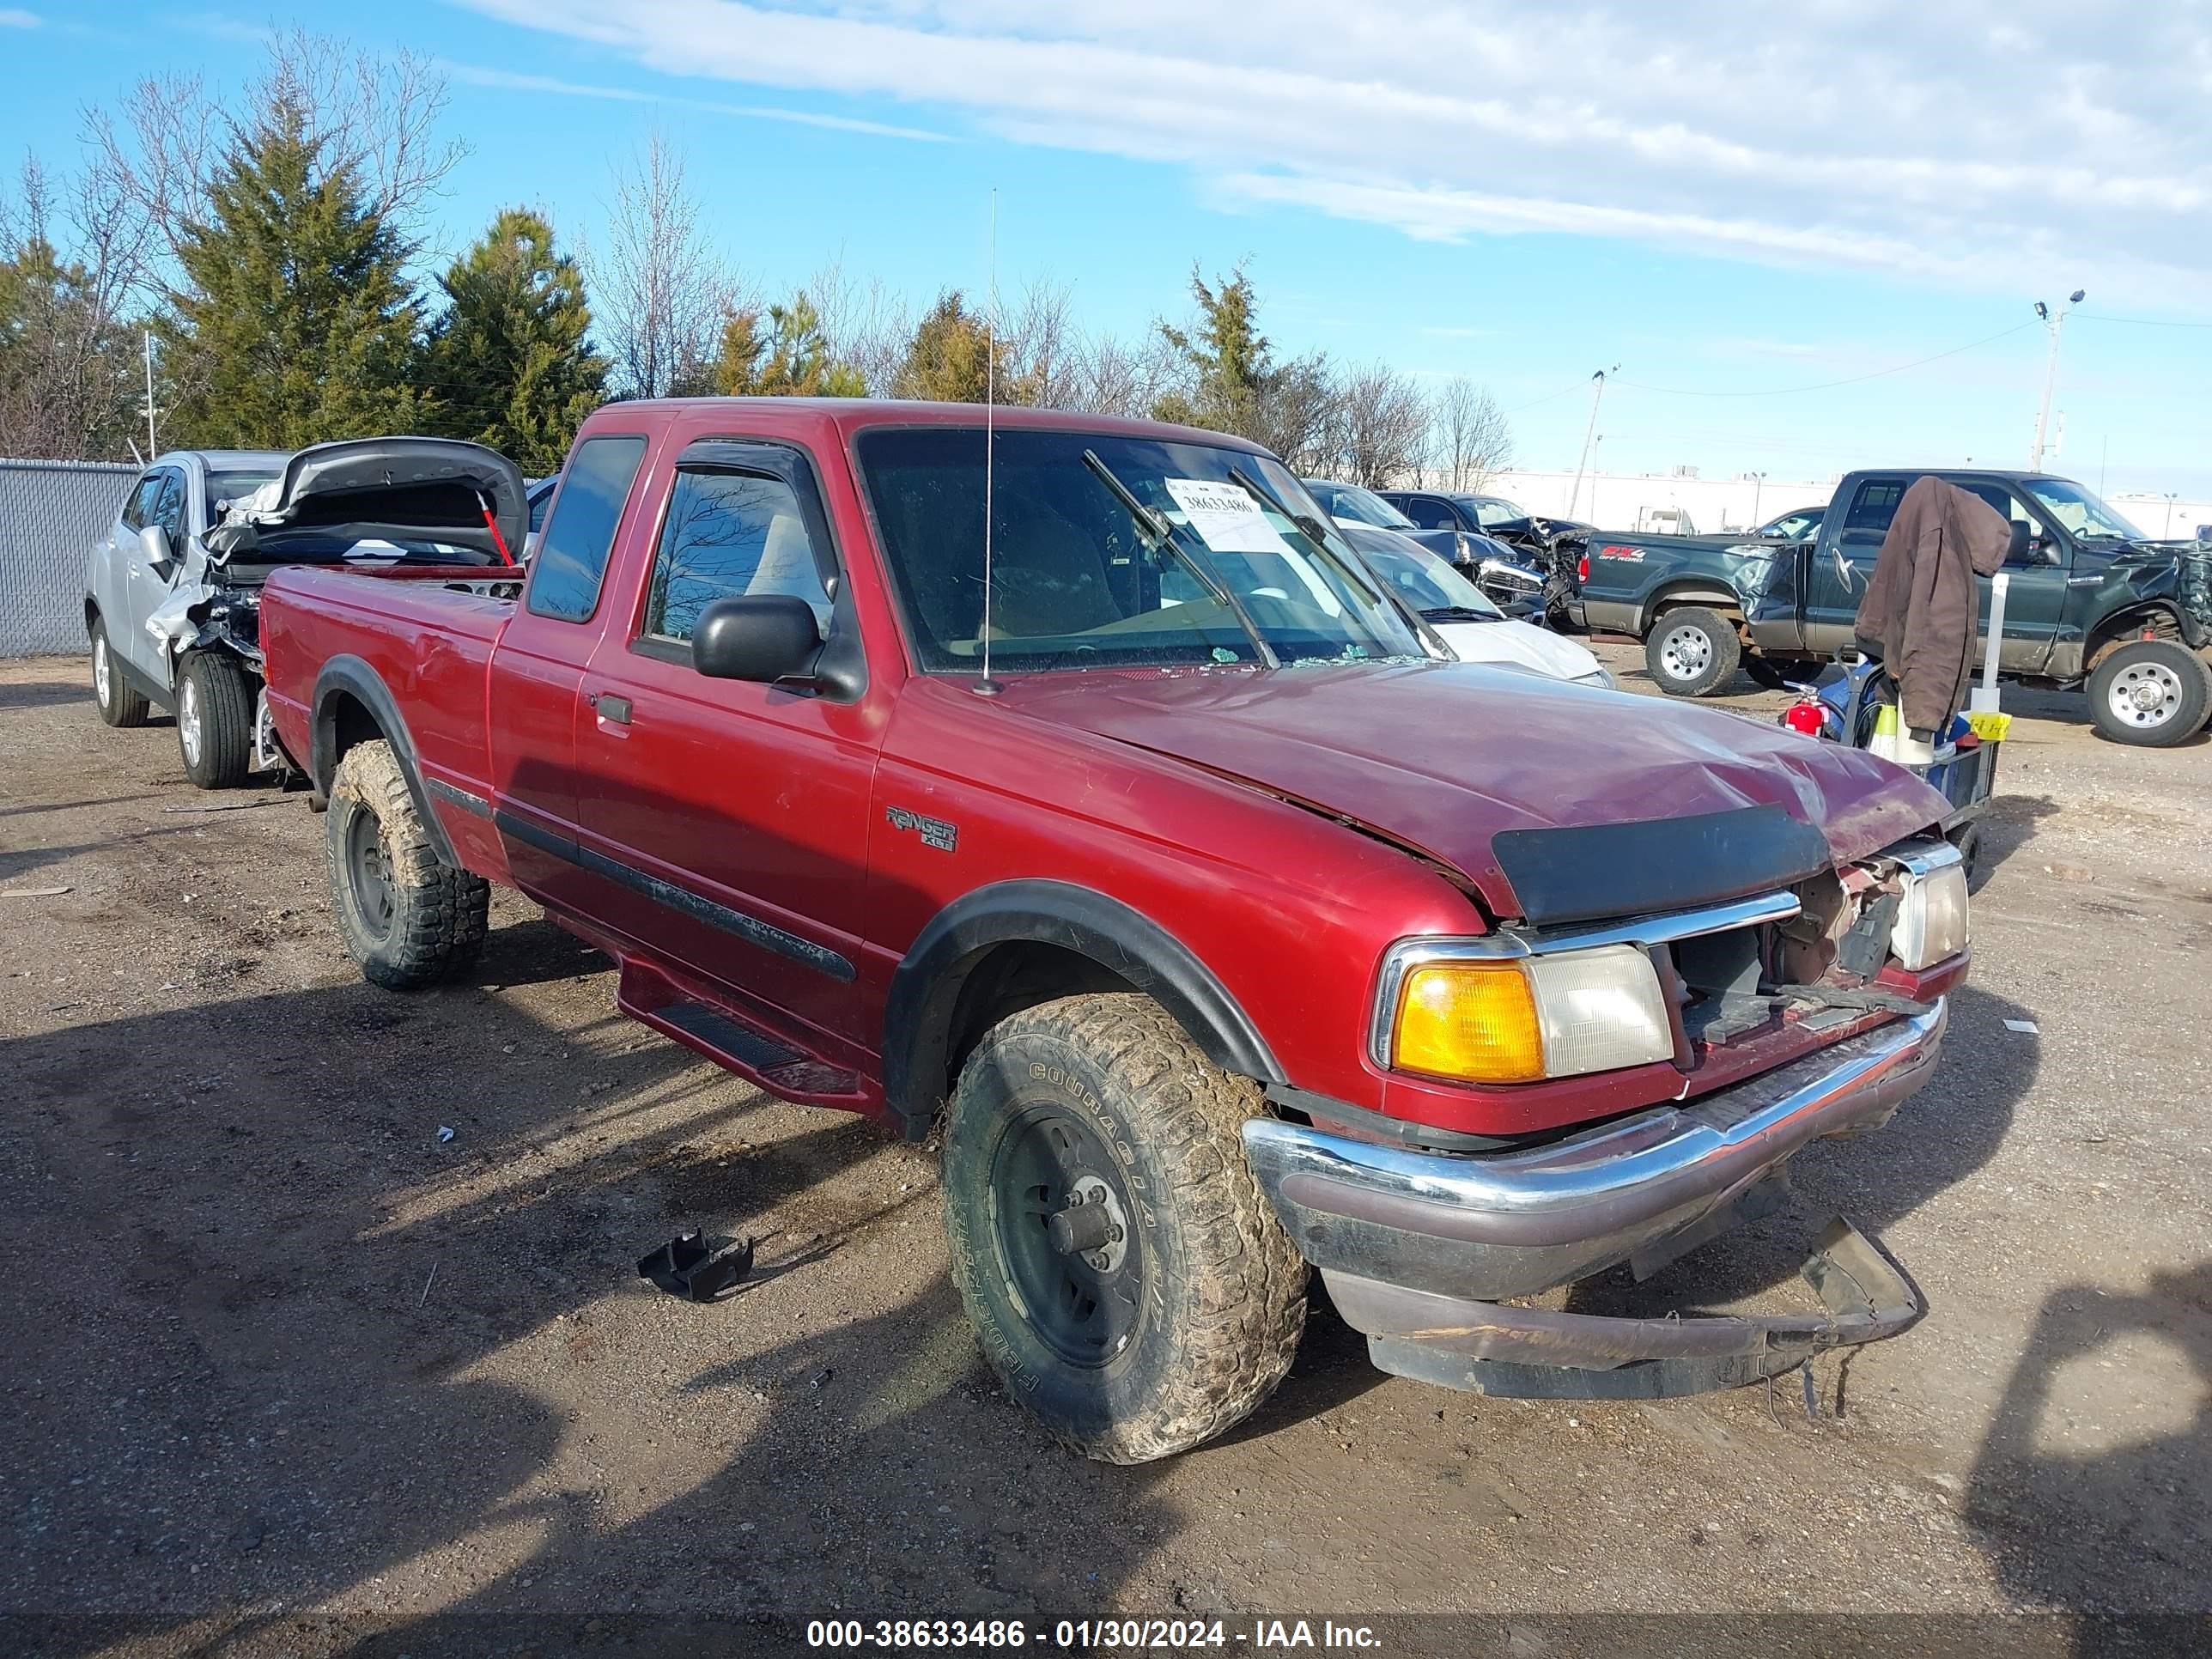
941,992,1308,1463
176,652,255,787
325,738,490,988
2087,640,2211,748
90,618,151,727
1645,606,1741,697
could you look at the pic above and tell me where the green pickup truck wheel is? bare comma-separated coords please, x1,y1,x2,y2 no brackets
941,992,1308,1464
2087,640,2212,748
1644,606,1741,697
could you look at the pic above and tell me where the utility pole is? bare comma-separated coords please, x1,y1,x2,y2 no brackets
142,331,159,458
2163,493,2178,538
2029,289,2083,470
1748,471,1767,527
1565,364,1618,520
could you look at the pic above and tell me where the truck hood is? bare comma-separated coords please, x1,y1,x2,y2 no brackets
996,663,1950,922
205,438,526,567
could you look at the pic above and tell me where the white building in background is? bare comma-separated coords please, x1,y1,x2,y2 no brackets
1469,466,2212,542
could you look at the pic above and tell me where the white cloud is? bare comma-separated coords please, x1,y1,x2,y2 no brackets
459,0,2212,305
440,62,954,143
0,8,41,26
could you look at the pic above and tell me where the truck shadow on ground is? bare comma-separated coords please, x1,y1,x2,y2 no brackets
0,928,1234,1658
1964,1261,2212,1642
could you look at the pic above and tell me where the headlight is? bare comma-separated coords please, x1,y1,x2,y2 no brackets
1572,667,1618,690
1890,847,1969,969
1382,943,1674,1084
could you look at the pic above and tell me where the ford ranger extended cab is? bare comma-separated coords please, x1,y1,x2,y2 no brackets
260,399,1971,1462
1575,468,2212,746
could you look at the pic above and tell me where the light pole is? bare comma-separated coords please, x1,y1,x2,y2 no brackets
2163,493,2179,538
1565,364,1619,520
1748,471,1767,528
2029,289,2084,471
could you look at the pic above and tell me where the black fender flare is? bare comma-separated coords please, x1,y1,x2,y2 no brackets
882,879,1284,1138
309,655,461,867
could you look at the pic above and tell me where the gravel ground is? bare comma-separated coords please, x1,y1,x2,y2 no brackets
2,643,2208,1657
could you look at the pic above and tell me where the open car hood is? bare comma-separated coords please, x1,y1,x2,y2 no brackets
996,662,1952,925
205,438,526,566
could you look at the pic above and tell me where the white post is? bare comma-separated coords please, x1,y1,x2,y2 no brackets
143,331,158,458
1971,572,2008,716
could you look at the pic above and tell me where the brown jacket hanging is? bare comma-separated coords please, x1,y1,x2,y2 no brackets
1853,477,2011,732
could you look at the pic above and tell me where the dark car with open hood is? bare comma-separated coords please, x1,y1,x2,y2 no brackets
257,398,1971,1462
84,438,526,787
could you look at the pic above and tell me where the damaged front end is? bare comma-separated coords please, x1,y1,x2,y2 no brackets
1244,836,1966,1401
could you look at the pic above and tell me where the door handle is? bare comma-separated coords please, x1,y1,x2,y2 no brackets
588,692,632,726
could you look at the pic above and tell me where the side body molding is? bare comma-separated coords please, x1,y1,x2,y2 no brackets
882,879,1285,1138
310,654,462,868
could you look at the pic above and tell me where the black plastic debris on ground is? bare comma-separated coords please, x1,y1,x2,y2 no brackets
637,1231,757,1303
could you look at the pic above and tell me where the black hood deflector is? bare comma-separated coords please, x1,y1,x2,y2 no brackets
1492,805,1834,927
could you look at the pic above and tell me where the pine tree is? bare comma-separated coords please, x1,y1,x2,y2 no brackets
155,96,427,448
422,209,606,472
708,291,866,398
1154,264,1335,466
890,289,1025,404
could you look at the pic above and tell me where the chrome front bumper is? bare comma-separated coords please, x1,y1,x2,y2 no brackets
1242,1000,1947,1306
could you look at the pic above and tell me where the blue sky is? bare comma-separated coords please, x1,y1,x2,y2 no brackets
3,1,2208,495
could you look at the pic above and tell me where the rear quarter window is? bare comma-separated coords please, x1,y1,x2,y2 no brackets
526,436,649,622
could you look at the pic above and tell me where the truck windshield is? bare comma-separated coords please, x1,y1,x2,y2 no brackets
2024,479,2146,541
206,470,277,520
856,427,1429,672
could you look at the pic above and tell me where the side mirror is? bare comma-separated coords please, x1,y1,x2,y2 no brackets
2005,521,2030,564
691,593,822,685
137,524,173,568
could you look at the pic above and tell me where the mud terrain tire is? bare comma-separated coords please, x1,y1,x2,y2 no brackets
941,992,1308,1463
90,617,150,727
325,738,489,989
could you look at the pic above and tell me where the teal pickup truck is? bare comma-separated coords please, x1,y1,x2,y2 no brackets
1572,468,2212,747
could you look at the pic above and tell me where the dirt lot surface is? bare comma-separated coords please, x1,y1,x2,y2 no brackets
3,643,2209,1657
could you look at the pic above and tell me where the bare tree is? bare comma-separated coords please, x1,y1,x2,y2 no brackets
1003,279,1082,409
1431,375,1514,490
590,131,735,401
83,27,467,289
1330,361,1429,486
1058,327,1182,419
0,155,152,459
805,254,910,396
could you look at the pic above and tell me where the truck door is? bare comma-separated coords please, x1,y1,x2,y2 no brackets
1801,476,1908,654
487,431,653,915
571,438,878,1048
1942,477,2069,674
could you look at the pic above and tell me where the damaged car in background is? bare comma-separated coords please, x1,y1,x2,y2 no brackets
83,440,528,787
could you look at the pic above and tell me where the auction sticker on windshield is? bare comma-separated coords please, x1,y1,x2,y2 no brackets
1163,477,1292,556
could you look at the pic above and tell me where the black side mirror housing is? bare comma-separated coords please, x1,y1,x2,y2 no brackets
2005,520,2031,564
691,594,823,685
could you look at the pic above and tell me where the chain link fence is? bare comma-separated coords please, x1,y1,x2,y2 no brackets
1,459,137,658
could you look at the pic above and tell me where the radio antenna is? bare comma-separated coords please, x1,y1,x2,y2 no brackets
975,187,1002,697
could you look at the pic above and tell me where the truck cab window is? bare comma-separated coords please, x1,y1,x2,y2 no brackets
526,434,647,622
1957,482,2051,564
644,468,832,646
1844,480,1905,537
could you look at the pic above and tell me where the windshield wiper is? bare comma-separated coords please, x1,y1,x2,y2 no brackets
1226,466,1447,655
1079,449,1278,668
1425,605,1499,623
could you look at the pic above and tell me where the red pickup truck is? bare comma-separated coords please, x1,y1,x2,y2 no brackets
260,399,1970,1462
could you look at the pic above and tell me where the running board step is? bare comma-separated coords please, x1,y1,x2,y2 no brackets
617,962,866,1107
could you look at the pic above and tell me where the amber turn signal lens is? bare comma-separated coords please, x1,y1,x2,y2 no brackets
1392,962,1546,1083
